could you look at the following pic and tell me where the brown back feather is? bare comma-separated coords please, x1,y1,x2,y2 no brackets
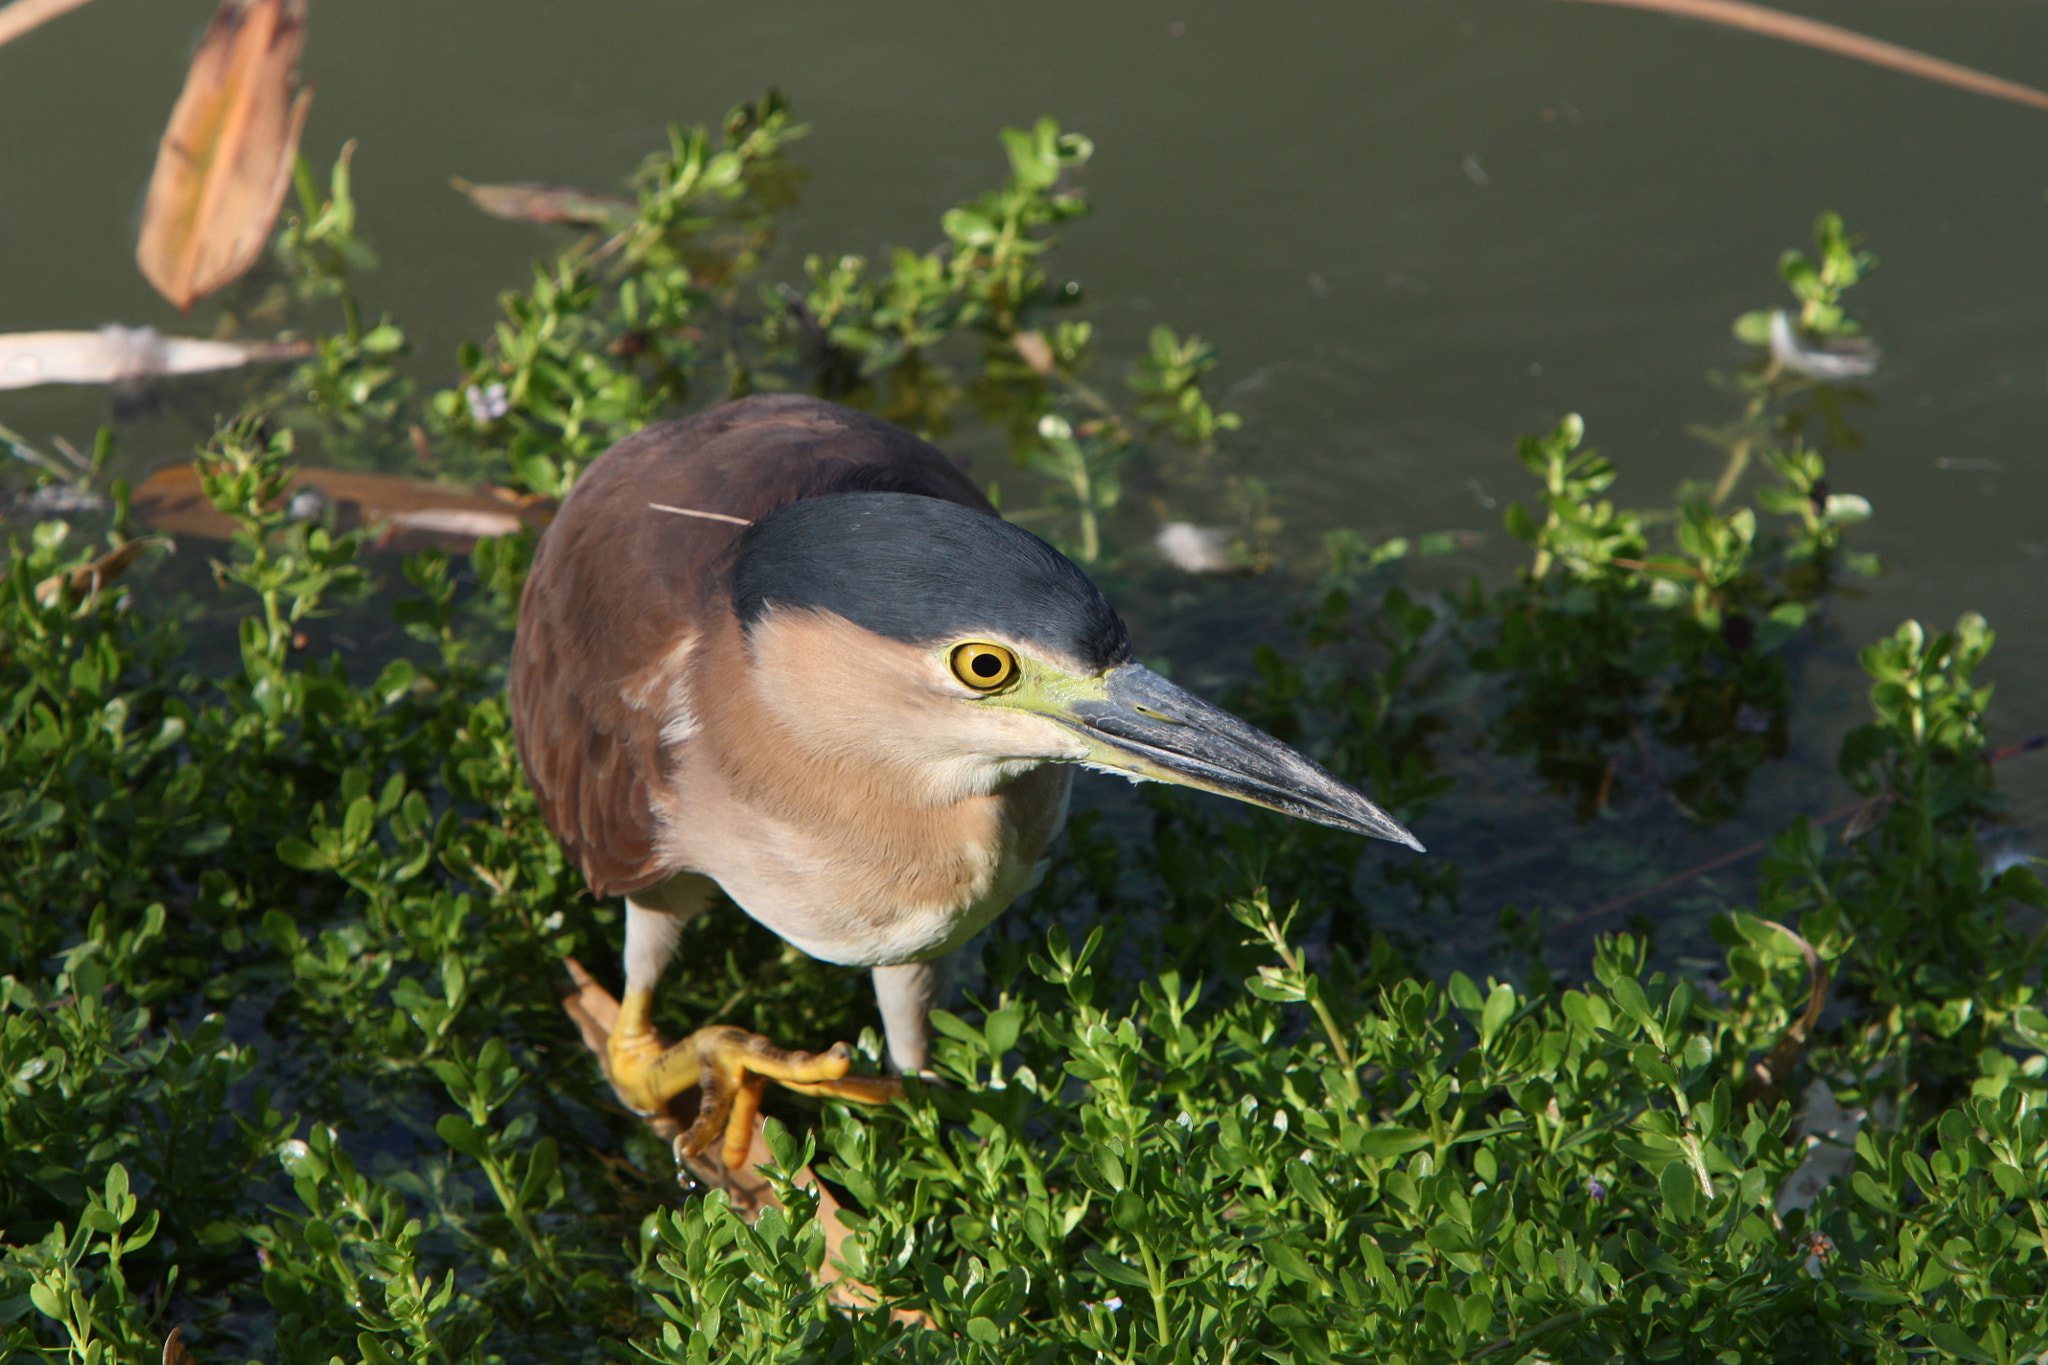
509,395,992,896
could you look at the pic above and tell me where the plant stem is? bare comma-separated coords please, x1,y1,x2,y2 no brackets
1137,1240,1172,1346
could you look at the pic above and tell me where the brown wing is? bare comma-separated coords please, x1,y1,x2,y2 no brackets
509,394,992,897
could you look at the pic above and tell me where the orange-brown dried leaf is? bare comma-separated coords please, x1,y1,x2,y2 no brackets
453,178,637,229
136,0,312,313
129,462,551,552
33,536,170,607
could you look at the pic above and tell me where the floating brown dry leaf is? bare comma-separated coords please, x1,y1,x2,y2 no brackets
129,463,550,553
33,536,169,607
453,179,637,230
136,0,312,313
1011,330,1054,377
0,0,96,49
1561,0,2048,113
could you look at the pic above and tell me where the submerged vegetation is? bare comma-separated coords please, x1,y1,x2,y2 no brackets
3,96,2045,1363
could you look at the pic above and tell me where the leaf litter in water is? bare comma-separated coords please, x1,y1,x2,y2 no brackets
136,0,313,313
130,462,551,552
29,535,169,607
453,178,638,230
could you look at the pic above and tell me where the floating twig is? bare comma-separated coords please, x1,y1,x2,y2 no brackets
1741,920,1828,1108
1560,0,2048,114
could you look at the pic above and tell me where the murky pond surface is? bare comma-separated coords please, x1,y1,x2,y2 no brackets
4,0,2043,969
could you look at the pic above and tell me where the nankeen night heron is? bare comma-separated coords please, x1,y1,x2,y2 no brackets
511,394,1421,1166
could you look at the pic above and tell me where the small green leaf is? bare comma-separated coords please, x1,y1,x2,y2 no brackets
1610,978,1654,1030
27,1282,63,1322
437,1113,484,1158
1081,1247,1152,1290
1480,983,1516,1049
1659,1160,1698,1224
1355,1127,1431,1160
985,1007,1023,1059
1732,310,1774,345
1924,1322,1998,1364
1447,973,1482,1012
1263,1237,1318,1285
276,837,326,870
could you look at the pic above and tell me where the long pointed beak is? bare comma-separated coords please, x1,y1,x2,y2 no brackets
1052,664,1424,850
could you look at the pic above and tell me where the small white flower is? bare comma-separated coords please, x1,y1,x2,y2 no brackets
465,381,511,423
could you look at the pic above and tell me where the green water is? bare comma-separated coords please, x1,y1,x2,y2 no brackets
4,0,2044,956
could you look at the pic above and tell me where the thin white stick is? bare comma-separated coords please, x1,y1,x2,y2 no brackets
648,502,753,527
0,0,96,49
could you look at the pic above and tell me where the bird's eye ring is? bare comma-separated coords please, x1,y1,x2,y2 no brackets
950,641,1020,691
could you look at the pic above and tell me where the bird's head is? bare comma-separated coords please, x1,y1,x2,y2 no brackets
729,491,1422,850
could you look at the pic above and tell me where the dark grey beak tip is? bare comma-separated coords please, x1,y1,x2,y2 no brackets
1338,802,1426,852
1087,664,1429,854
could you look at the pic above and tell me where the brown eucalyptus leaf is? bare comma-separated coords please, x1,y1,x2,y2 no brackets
33,536,170,607
136,0,312,313
129,462,550,551
1012,329,1054,376
453,179,637,230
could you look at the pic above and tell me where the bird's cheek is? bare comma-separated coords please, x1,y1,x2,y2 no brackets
924,704,1082,765
993,709,1093,763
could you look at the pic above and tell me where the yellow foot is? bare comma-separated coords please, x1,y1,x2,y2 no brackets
606,992,900,1168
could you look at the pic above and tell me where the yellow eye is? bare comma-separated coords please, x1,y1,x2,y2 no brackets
949,641,1020,691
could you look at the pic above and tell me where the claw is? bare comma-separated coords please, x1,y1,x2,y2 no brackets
604,994,899,1170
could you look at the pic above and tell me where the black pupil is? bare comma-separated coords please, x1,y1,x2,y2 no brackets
972,653,1002,678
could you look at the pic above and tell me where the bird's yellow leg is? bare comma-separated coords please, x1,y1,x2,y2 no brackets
606,988,901,1168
